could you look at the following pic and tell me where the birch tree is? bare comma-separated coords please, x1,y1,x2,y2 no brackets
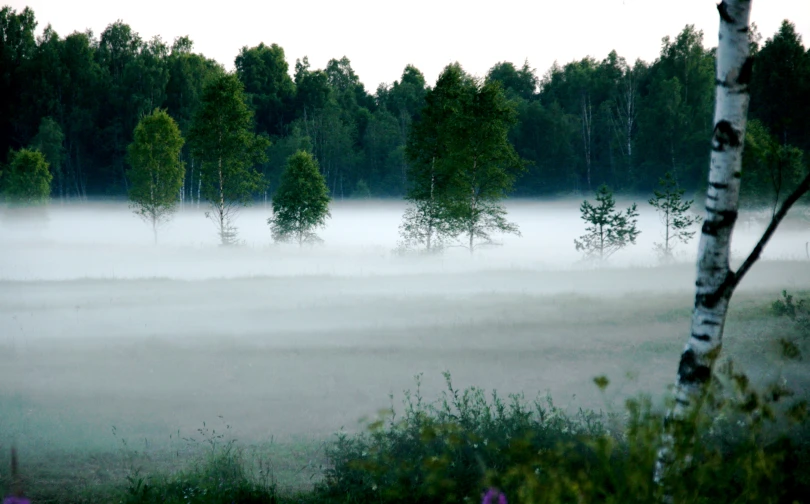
126,109,185,244
188,74,269,245
655,0,810,489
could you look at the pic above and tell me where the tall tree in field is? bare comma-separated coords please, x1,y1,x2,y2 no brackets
446,77,525,254
649,171,700,260
655,0,810,488
188,74,269,245
1,148,52,204
268,150,331,246
399,64,468,253
126,109,185,243
574,184,639,261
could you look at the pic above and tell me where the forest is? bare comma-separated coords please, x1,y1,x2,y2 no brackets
1,6,808,204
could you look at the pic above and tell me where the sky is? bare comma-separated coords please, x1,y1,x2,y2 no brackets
7,0,810,90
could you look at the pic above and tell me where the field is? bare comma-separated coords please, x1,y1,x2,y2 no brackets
0,199,808,500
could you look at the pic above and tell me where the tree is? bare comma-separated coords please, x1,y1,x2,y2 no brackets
649,171,700,260
164,37,223,206
188,74,269,245
740,119,806,212
235,42,295,137
267,151,331,246
574,184,639,261
654,0,810,489
398,63,468,253
2,148,52,204
126,108,185,243
30,117,64,198
749,20,810,152
445,78,524,253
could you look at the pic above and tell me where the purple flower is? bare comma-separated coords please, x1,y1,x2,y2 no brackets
482,487,507,504
3,497,31,504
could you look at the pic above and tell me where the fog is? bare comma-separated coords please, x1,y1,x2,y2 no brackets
1,199,808,457
1,199,808,281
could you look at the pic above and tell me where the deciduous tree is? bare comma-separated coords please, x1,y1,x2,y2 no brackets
188,74,269,245
126,108,185,243
655,0,810,490
267,151,331,246
2,148,52,204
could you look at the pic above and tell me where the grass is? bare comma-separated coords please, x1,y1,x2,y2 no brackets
3,288,810,503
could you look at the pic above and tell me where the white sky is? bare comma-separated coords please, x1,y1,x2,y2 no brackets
8,0,809,90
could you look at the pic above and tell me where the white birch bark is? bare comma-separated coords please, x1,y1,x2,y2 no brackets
654,0,753,486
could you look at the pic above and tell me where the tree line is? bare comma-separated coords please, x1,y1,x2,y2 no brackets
2,6,808,203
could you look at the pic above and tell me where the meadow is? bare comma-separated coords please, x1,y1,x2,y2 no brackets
0,199,808,502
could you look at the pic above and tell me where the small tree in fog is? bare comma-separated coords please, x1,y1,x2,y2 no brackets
127,109,185,244
574,184,639,261
649,171,700,260
1,148,52,205
188,74,269,246
268,151,331,246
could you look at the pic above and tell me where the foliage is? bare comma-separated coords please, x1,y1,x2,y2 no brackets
1,10,808,199
126,108,185,243
574,184,640,261
313,370,810,504
268,151,331,246
188,74,269,245
771,290,810,334
649,171,700,259
30,117,65,197
120,438,277,504
741,119,806,210
1,148,52,204
400,64,524,254
444,77,525,253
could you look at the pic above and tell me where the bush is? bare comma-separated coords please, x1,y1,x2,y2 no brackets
313,370,810,504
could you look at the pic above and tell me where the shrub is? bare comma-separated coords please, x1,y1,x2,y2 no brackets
314,370,810,504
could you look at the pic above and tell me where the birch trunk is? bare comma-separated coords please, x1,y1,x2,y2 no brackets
654,0,753,486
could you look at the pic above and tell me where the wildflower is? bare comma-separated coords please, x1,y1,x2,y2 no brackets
482,487,507,504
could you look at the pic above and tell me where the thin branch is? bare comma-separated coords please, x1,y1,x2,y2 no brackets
727,171,810,295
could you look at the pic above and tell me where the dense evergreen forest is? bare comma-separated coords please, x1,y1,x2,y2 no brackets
1,6,808,202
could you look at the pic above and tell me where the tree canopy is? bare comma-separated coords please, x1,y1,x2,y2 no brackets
268,150,331,245
0,8,808,202
126,108,185,243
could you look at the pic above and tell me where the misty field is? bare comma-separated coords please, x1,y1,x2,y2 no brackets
1,199,809,498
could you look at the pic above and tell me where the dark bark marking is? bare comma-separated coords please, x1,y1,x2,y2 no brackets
737,26,749,33
675,397,690,407
733,171,742,178
678,349,712,385
691,333,711,342
713,120,741,150
702,209,738,236
738,57,754,85
709,181,729,190
717,1,735,23
707,194,719,201
702,319,721,326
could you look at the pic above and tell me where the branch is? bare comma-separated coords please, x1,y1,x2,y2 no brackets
726,171,810,295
